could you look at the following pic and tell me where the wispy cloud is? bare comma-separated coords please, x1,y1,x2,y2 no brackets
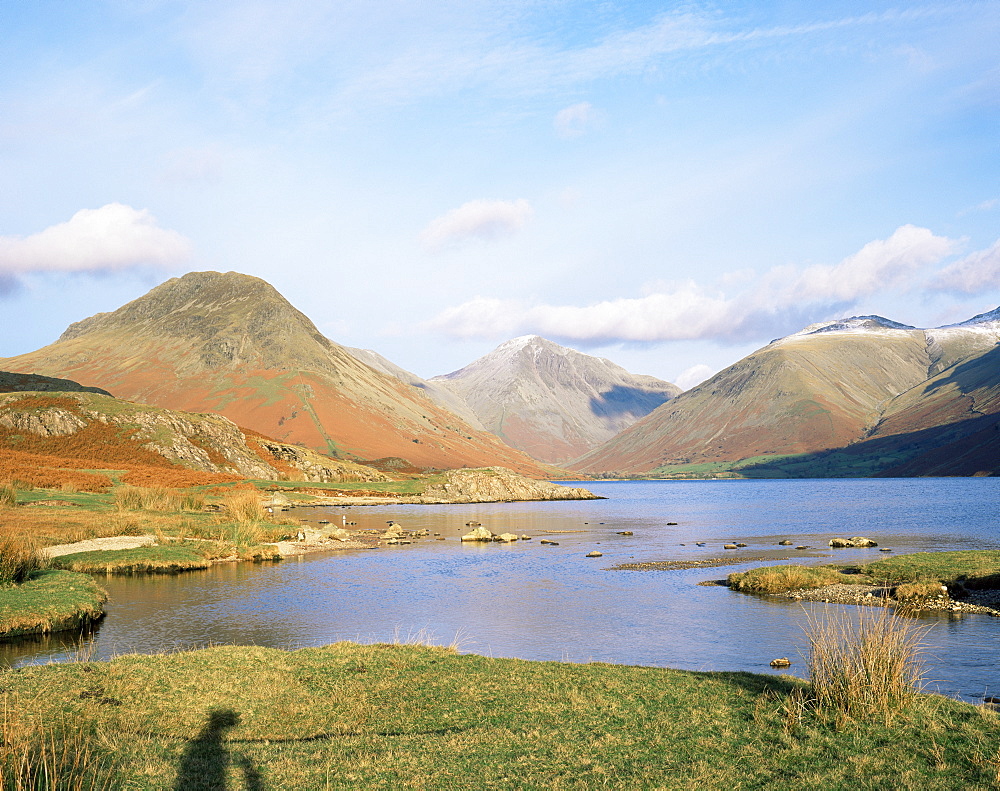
419,199,533,251
425,225,958,343
0,204,192,276
184,3,965,116
554,102,600,138
929,239,1000,293
675,363,715,390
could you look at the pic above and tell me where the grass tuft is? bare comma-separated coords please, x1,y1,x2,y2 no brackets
0,482,18,509
0,535,48,585
728,564,844,594
0,707,121,790
220,489,263,524
113,485,205,513
805,605,926,725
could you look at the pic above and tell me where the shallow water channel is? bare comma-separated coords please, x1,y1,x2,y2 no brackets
5,478,1000,702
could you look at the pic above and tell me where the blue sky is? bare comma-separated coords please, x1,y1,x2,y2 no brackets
1,1,998,388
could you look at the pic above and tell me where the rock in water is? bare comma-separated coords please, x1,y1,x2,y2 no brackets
586,550,603,558
494,533,519,543
461,526,494,542
770,657,791,668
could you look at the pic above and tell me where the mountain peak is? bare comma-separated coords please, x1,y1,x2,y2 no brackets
777,315,916,344
805,315,916,335
946,305,1000,327
431,335,679,463
59,271,306,345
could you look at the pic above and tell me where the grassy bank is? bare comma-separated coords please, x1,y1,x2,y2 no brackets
2,641,999,789
52,541,282,575
728,551,1000,598
0,569,107,638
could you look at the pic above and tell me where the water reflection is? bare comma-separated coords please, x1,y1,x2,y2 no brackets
3,479,999,702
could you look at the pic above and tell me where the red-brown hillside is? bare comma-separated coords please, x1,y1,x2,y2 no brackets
0,272,549,475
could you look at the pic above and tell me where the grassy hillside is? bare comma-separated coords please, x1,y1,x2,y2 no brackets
0,271,550,475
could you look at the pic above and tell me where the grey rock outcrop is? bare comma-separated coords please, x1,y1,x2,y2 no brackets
422,467,602,504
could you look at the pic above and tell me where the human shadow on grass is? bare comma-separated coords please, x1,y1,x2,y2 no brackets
174,708,265,790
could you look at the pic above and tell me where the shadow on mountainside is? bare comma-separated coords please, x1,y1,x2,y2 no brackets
589,385,674,420
735,413,1000,478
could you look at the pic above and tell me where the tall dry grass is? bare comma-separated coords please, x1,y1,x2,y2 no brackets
113,486,204,513
220,489,263,523
0,707,120,790
805,605,927,725
0,535,48,585
728,564,843,594
0,482,17,509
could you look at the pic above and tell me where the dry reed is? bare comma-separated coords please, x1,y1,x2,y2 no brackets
221,489,264,524
0,483,17,509
0,535,48,585
113,486,205,513
0,705,120,791
804,604,927,724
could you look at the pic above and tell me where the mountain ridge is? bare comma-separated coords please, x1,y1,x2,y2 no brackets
0,272,551,476
429,335,680,463
572,308,1000,477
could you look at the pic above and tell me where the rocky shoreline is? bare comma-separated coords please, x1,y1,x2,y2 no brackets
775,583,1000,616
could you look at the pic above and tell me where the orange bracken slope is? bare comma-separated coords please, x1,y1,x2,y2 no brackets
0,272,549,476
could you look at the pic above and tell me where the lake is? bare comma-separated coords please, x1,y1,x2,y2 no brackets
5,478,1000,702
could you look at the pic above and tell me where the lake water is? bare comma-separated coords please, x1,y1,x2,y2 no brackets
5,478,1000,702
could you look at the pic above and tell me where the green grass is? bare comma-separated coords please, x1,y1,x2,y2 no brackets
51,545,214,575
0,570,107,638
730,552,1000,602
860,551,1000,589
2,642,999,789
233,475,445,495
51,541,283,575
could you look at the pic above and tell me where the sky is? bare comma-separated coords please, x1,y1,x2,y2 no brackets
1,1,998,390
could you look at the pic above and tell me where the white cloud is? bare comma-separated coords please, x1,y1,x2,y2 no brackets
425,225,958,343
929,239,1000,293
778,224,956,303
0,204,192,276
675,364,714,390
419,199,533,251
554,102,600,138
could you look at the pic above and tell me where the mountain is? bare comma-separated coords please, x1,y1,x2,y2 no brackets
0,390,388,491
0,272,549,475
428,335,681,463
343,347,485,430
572,314,1000,477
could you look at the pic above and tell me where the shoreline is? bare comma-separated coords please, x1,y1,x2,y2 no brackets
768,582,1000,616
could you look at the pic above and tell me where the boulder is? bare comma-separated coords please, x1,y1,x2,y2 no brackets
461,526,494,542
520,534,531,540
330,528,350,541
828,538,852,548
777,540,793,546
724,544,738,550
617,531,634,536
769,657,791,668
495,533,519,543
850,536,878,547
586,550,603,558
